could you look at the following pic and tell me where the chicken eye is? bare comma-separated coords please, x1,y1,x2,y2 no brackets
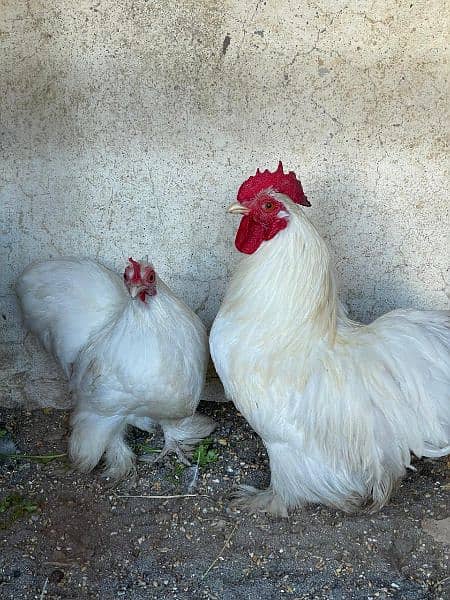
263,201,276,212
149,273,155,283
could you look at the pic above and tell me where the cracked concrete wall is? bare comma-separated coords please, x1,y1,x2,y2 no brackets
1,1,448,406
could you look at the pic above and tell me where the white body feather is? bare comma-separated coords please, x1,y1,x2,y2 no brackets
210,197,450,512
17,259,125,377
17,258,213,477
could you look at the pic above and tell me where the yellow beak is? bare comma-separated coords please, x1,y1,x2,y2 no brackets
130,285,145,298
227,202,250,215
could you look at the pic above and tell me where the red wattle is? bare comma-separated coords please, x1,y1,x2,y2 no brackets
235,216,265,254
235,215,287,254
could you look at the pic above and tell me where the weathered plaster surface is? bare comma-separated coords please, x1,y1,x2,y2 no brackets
0,1,448,406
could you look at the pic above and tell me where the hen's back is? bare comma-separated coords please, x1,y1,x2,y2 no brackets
16,258,127,376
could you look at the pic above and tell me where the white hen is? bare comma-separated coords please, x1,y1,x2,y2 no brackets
17,257,214,478
210,162,450,516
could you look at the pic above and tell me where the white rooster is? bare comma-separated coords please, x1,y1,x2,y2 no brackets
17,257,214,478
210,162,450,516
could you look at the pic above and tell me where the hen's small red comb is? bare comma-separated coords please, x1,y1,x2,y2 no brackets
127,257,141,284
237,161,310,206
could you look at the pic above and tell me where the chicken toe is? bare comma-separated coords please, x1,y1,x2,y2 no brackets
139,439,192,466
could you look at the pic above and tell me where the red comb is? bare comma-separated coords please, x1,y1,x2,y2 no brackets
237,161,310,206
128,257,141,284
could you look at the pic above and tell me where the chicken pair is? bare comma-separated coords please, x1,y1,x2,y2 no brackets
17,163,449,515
17,257,214,478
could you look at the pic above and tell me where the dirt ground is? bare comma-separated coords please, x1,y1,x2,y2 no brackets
1,386,449,600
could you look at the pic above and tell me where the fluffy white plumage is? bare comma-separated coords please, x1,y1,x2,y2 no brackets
17,257,214,478
210,193,450,515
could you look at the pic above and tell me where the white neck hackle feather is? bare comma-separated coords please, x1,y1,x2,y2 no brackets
222,194,343,347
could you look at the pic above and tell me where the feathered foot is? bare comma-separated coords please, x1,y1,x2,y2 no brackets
69,411,123,474
230,485,289,518
69,411,136,481
126,415,156,434
154,413,216,464
162,414,216,447
139,413,216,466
102,436,136,481
139,438,192,466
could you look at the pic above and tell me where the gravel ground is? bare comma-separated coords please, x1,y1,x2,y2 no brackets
0,383,449,600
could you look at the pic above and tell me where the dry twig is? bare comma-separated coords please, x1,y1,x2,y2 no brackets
39,577,49,599
202,523,238,579
116,494,207,499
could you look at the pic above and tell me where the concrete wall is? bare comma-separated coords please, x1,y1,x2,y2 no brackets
1,1,448,406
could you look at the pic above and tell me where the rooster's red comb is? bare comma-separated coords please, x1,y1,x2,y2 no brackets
127,257,141,283
237,161,310,207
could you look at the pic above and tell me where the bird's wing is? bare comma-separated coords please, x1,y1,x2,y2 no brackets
16,258,127,375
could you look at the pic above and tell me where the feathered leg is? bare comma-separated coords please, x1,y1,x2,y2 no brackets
103,430,136,480
69,410,131,477
230,442,291,517
140,413,216,465
230,485,288,518
126,415,156,434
